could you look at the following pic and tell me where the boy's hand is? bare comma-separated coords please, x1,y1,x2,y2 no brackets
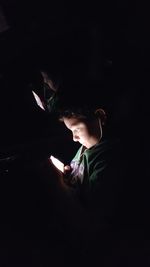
64,165,71,174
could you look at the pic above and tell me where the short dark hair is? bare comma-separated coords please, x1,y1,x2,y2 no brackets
58,105,99,121
56,83,109,120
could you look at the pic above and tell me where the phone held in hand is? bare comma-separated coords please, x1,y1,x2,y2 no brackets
50,155,64,173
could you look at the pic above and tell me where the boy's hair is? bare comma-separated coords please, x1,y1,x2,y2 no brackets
46,79,114,123
55,83,109,121
58,106,100,121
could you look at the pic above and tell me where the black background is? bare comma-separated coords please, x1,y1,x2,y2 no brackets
0,1,150,266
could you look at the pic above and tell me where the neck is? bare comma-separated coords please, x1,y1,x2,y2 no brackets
86,136,101,149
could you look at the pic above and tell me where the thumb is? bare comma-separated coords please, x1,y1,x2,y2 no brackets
64,165,71,172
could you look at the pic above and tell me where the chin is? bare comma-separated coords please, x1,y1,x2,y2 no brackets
83,143,88,148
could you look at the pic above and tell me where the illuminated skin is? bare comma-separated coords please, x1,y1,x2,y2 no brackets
63,111,106,173
63,117,101,149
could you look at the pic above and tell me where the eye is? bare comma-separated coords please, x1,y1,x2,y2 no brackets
73,128,80,134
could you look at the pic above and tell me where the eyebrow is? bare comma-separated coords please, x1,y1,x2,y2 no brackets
69,123,78,130
70,122,84,130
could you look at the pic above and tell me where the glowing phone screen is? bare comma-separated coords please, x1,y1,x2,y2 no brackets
50,155,64,173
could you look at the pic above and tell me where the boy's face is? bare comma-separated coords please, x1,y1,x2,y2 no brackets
63,117,100,149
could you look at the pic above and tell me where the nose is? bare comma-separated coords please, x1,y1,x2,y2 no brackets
72,133,79,142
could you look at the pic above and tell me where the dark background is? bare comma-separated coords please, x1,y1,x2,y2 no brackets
0,1,147,152
0,1,150,266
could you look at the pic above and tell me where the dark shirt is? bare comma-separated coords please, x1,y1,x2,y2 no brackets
66,138,123,224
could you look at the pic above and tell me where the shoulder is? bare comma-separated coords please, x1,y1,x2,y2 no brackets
85,138,122,182
86,138,121,162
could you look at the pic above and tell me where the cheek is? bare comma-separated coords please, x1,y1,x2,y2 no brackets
80,130,90,139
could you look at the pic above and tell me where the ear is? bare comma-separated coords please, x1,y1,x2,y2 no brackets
95,108,107,125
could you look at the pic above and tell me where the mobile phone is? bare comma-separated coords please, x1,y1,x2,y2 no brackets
50,155,64,173
32,91,45,110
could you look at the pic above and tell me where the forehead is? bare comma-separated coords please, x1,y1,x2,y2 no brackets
63,117,85,128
